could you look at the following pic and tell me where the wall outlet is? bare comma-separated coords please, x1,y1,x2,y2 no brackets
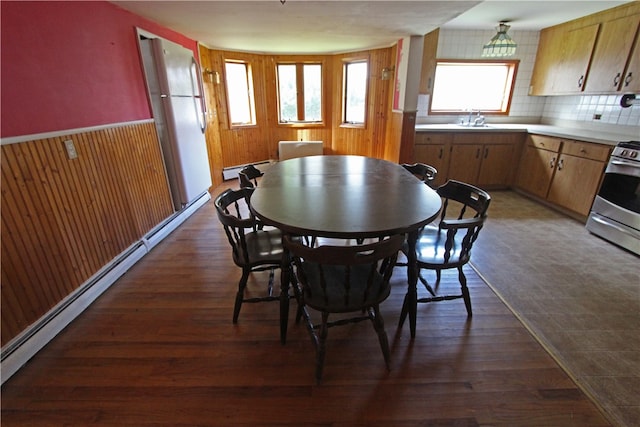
63,139,78,159
593,113,602,120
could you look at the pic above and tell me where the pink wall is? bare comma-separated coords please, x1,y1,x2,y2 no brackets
1,1,199,138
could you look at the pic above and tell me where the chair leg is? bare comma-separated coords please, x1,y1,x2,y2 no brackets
267,267,275,297
418,272,436,296
370,305,391,371
316,312,329,384
458,266,472,317
398,292,409,328
233,269,251,323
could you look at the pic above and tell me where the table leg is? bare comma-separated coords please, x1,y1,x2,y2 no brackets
402,230,419,338
280,240,291,345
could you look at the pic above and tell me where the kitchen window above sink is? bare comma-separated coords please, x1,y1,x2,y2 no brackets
430,60,519,116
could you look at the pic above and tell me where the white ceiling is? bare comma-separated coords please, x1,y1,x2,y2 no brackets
112,0,631,54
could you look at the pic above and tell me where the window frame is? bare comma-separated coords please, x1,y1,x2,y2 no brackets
223,59,257,128
341,57,369,128
428,59,519,116
275,61,324,127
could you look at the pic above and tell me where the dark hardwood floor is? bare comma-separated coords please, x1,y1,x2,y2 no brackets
1,183,612,426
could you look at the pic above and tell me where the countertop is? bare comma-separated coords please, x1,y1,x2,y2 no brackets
415,123,638,146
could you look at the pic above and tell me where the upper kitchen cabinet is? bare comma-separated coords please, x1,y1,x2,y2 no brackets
530,2,640,96
551,24,600,94
419,29,439,95
584,14,640,93
530,23,599,95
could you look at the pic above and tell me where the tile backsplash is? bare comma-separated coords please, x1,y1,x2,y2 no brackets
417,28,640,130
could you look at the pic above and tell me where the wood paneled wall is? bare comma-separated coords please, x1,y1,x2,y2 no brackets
200,45,399,185
1,121,174,346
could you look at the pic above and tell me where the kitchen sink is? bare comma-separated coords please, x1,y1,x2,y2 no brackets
453,123,492,128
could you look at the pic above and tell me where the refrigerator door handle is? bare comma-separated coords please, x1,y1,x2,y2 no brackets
191,57,207,134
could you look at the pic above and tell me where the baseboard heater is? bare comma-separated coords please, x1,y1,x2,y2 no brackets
278,141,323,161
0,192,211,384
222,160,275,181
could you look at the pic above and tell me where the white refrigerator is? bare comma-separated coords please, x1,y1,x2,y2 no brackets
141,37,212,211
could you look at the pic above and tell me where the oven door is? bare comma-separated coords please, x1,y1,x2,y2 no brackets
597,157,640,216
586,156,640,255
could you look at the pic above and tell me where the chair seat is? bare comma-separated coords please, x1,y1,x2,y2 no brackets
408,224,470,268
299,262,391,313
234,229,285,267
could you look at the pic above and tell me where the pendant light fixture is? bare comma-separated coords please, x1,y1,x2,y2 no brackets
482,22,517,57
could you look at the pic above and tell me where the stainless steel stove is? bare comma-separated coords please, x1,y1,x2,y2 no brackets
586,140,640,255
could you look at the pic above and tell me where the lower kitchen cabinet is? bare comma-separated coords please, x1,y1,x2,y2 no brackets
415,131,523,189
515,134,611,218
448,133,523,189
477,143,516,187
515,135,561,198
414,132,451,187
547,140,611,216
448,144,482,185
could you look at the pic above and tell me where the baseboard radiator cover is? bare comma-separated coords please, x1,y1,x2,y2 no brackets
222,160,275,181
278,141,323,161
0,194,211,384
142,191,210,251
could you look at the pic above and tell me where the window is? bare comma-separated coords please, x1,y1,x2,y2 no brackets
224,61,256,126
343,60,368,125
277,63,322,124
430,60,518,115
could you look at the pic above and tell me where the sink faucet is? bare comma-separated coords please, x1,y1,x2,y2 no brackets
460,110,485,126
474,111,485,126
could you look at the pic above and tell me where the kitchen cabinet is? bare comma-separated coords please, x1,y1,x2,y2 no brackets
515,135,561,199
547,140,610,216
414,132,450,187
551,24,600,94
419,29,439,95
530,2,640,96
529,27,563,95
516,134,610,217
448,133,521,188
585,14,640,93
530,24,599,95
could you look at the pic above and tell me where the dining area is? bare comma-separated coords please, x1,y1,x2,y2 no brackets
217,154,490,383
0,154,614,426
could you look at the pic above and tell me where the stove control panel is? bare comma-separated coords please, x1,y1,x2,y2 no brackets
613,141,640,161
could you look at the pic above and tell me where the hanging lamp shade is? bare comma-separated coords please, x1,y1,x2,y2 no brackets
482,22,517,57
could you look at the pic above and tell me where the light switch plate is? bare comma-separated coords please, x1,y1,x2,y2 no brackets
64,139,78,159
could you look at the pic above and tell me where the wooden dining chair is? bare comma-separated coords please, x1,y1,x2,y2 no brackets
238,164,264,189
214,187,285,323
402,163,437,187
399,180,491,326
283,234,404,383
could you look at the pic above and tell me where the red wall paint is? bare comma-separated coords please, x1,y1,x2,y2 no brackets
1,1,199,138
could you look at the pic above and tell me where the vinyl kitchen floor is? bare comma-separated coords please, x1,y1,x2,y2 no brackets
470,190,640,427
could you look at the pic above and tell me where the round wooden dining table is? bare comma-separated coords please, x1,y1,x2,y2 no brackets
250,155,442,342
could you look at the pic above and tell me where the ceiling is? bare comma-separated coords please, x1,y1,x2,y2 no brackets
112,0,631,54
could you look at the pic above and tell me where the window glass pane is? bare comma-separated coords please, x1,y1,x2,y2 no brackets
225,62,252,124
303,64,322,122
277,64,297,122
431,62,514,112
345,61,367,123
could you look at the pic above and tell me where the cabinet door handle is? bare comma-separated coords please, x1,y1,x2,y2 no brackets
614,72,621,87
625,72,633,87
550,157,556,168
476,148,481,159
484,147,489,159
578,75,584,88
558,158,564,171
438,148,443,159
